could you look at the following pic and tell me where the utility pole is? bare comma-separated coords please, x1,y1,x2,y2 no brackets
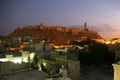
40,40,45,71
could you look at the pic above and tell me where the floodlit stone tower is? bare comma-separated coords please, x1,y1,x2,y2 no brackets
84,22,87,30
40,23,44,26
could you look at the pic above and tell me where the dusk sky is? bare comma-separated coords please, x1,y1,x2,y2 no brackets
0,0,120,40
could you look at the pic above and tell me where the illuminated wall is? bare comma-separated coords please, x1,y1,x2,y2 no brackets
0,52,36,64
113,64,120,80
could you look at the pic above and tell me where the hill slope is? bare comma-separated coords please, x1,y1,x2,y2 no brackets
8,25,102,44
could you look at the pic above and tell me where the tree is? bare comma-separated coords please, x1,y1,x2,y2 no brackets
31,53,41,69
75,39,115,65
28,55,31,67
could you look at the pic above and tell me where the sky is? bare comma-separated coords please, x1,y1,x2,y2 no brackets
0,0,120,40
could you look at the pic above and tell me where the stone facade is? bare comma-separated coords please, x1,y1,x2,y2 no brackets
112,64,120,80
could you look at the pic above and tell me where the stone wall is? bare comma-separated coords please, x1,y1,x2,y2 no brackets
41,58,80,80
56,58,80,80
112,64,120,80
68,61,80,80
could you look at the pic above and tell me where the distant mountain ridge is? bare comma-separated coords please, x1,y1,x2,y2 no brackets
8,23,102,44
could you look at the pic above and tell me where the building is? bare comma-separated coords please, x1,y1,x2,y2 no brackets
35,40,52,52
113,43,120,80
0,50,35,64
113,62,120,80
84,22,88,30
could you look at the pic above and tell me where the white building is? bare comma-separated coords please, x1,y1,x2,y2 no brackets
0,50,36,64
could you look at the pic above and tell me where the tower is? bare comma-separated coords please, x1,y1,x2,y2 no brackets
84,22,87,30
40,23,44,26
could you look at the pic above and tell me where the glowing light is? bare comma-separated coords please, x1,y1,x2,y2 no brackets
118,40,120,43
43,62,47,66
39,67,42,71
105,41,111,44
112,41,115,44
22,57,28,63
30,40,32,42
7,44,27,51
10,58,22,64
38,63,42,71
0,57,29,64
0,58,9,62
29,52,36,59
54,45,73,49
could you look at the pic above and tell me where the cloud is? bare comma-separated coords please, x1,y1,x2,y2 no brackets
89,24,118,32
98,31,120,40
89,24,120,40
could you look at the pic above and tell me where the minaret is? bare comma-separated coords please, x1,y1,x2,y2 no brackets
40,23,44,26
84,22,87,30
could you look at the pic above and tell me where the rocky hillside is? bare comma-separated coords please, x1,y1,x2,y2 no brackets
7,24,102,44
